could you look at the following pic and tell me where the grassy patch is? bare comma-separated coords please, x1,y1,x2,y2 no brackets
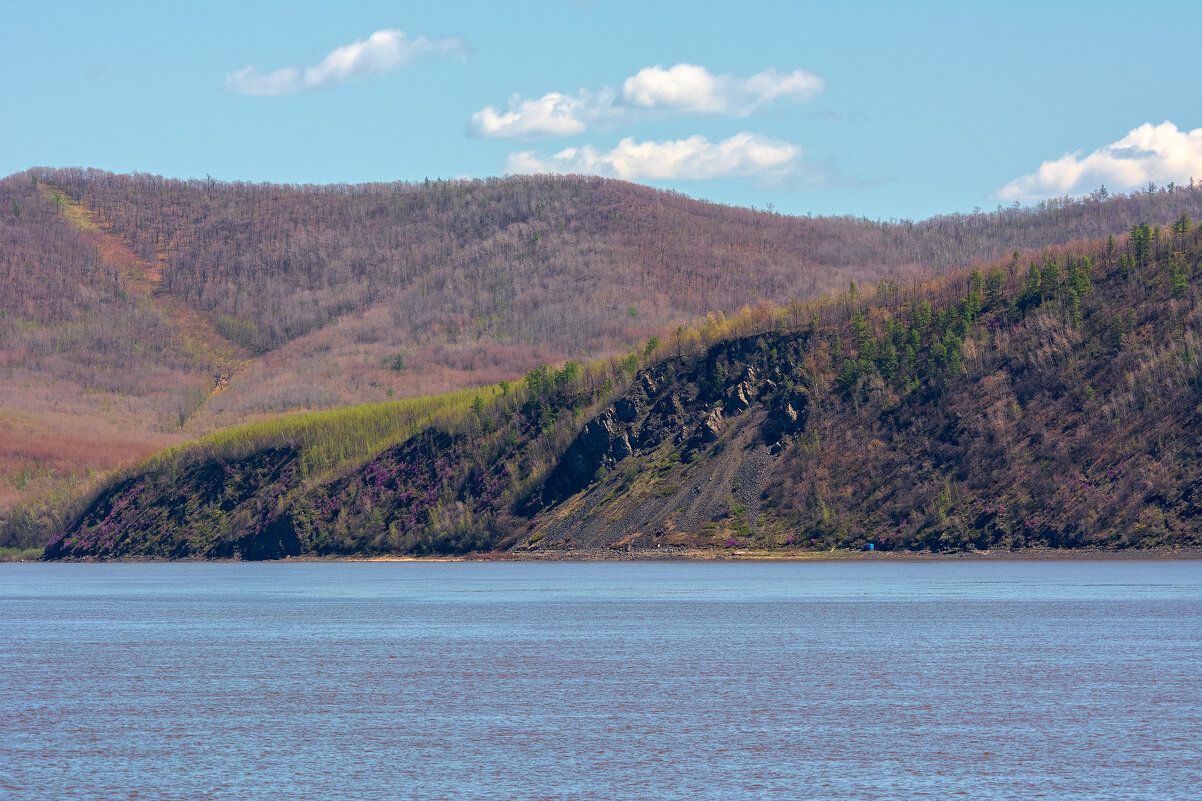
0,547,44,561
144,385,488,482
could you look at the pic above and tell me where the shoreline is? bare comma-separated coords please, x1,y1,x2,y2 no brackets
14,546,1202,564
361,546,1202,563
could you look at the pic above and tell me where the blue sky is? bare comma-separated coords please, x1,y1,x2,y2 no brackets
4,0,1202,220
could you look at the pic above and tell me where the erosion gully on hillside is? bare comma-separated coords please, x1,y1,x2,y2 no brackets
44,186,248,408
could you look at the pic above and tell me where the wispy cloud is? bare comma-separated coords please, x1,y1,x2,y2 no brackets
504,132,802,181
998,122,1202,201
469,64,823,139
225,29,465,96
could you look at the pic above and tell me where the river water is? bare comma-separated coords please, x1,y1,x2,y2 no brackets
2,560,1200,800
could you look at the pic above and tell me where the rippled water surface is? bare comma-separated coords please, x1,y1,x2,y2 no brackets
2,560,1200,800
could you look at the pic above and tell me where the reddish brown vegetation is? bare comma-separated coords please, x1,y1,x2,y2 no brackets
6,167,1202,551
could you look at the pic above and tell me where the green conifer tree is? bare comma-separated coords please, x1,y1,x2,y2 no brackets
878,337,898,381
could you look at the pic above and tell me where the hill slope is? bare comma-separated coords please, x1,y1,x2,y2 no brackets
45,210,1202,558
6,168,1202,549
16,169,1202,412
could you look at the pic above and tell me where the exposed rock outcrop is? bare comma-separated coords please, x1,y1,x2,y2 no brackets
761,391,809,448
615,398,638,422
536,333,812,519
697,406,724,444
725,381,752,412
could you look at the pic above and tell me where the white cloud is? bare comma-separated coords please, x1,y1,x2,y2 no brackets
468,63,823,139
469,89,618,139
620,63,725,113
225,29,464,96
998,122,1202,201
504,132,802,181
623,64,823,115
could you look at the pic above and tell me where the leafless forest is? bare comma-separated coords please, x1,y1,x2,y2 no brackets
3,167,1201,543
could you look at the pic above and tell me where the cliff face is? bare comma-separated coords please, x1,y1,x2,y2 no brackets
48,218,1202,557
525,332,812,552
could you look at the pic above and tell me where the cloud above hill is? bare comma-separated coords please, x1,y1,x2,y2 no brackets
469,64,824,139
504,132,802,181
999,122,1202,201
225,29,464,96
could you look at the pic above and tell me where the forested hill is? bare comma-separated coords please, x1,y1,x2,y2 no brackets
23,170,1202,359
5,168,1202,553
8,168,1202,412
46,209,1202,559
